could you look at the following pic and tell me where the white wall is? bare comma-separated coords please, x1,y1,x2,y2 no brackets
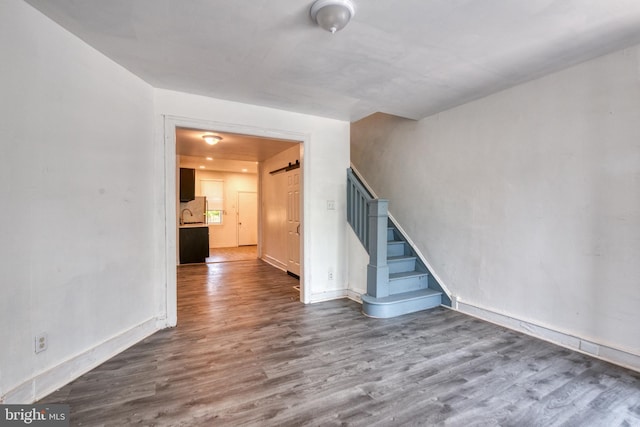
351,46,640,368
194,170,258,248
346,227,368,300
0,0,160,402
155,89,351,303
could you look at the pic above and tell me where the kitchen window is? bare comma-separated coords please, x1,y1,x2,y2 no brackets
200,179,224,224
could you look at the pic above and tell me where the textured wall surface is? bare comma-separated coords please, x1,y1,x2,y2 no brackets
352,46,640,358
0,0,157,401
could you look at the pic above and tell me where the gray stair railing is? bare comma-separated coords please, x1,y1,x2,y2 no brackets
366,199,390,298
347,168,446,317
347,168,372,251
347,168,390,296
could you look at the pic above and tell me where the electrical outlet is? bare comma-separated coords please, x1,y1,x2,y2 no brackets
35,333,48,354
327,200,336,210
328,270,334,280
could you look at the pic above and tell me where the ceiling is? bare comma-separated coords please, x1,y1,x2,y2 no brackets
24,0,640,121
176,127,299,172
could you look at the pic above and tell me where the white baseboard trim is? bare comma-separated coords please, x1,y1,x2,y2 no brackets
309,289,348,303
262,255,287,272
455,301,640,373
347,289,364,303
2,317,160,404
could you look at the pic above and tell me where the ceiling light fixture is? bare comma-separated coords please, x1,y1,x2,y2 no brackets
202,135,222,145
310,0,355,34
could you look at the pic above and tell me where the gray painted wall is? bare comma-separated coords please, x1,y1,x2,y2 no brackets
351,46,640,359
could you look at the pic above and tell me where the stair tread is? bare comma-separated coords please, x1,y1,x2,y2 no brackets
387,255,416,262
362,288,441,304
389,270,428,280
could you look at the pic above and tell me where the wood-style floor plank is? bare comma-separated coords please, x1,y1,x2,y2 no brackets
206,245,257,263
41,259,640,426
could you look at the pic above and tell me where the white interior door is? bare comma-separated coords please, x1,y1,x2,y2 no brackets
287,169,301,276
237,191,258,246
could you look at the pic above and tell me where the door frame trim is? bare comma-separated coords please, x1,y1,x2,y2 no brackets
161,115,307,326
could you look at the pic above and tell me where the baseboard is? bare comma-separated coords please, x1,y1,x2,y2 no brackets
309,289,348,303
347,289,364,303
455,301,640,373
2,317,159,404
262,255,287,272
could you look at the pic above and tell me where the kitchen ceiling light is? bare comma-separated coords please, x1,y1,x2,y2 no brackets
310,0,355,34
202,135,222,145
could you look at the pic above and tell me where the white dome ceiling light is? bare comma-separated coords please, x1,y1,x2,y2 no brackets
202,135,222,145
310,0,356,34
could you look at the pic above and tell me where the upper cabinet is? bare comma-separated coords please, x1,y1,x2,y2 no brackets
180,168,195,202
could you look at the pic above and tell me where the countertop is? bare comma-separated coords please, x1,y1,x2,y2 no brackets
179,222,209,228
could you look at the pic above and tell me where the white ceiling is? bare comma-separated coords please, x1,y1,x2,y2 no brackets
24,0,640,121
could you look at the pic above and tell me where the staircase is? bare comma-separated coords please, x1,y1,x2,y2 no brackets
361,220,443,318
347,168,449,318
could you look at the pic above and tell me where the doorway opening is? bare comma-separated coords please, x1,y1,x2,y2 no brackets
202,190,258,263
163,115,307,325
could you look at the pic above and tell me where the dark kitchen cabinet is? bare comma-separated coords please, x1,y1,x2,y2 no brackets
180,168,195,202
179,226,209,264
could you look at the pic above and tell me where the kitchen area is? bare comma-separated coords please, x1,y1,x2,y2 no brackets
178,167,210,264
176,127,301,268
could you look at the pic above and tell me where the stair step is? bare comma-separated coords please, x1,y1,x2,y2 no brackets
389,270,428,293
387,227,395,241
387,255,417,274
387,240,406,256
389,270,426,280
362,289,442,318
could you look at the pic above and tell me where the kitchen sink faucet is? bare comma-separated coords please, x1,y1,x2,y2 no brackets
180,208,193,225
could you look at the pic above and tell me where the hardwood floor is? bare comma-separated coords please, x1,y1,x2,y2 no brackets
206,245,258,263
42,260,640,426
